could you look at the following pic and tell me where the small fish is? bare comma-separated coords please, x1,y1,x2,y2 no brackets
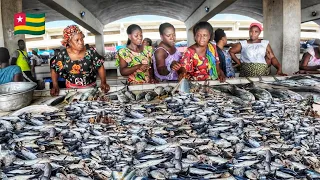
136,91,147,101
145,91,157,102
124,90,136,101
154,86,165,96
134,158,167,168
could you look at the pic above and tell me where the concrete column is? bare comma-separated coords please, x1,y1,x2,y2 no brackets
95,34,104,56
187,28,195,46
1,0,24,55
263,0,301,75
282,0,301,75
263,0,283,74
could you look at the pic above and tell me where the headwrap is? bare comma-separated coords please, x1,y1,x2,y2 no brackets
61,25,84,47
206,43,219,80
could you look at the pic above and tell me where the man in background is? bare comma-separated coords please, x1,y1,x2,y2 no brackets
11,39,36,82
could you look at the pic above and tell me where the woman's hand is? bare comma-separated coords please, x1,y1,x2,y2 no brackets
50,85,60,96
139,64,150,72
170,61,181,71
100,83,110,93
178,73,191,81
218,71,226,83
149,79,158,84
276,70,287,76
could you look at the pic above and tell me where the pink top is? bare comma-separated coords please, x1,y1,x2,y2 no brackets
306,47,320,66
152,47,181,81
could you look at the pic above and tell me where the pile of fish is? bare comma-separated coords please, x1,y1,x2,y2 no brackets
1,76,320,179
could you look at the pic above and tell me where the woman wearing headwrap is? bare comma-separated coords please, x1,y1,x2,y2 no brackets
179,21,226,82
229,23,286,77
50,25,109,96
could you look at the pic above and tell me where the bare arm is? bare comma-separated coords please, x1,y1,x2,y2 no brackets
51,69,59,88
266,44,283,73
300,52,320,70
97,66,107,85
229,43,241,66
215,62,226,82
119,56,142,76
154,49,170,76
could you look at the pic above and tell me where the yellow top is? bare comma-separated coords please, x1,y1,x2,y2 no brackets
16,50,30,71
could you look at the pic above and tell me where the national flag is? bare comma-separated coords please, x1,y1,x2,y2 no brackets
14,12,45,35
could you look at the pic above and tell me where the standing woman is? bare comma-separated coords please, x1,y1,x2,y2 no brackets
50,25,110,96
179,21,226,82
229,23,286,77
152,23,181,81
116,24,156,84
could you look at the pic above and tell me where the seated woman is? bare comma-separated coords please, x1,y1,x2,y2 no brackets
116,24,156,84
298,46,320,74
179,21,226,82
214,28,235,78
229,23,286,77
152,22,181,81
0,47,23,84
50,25,110,96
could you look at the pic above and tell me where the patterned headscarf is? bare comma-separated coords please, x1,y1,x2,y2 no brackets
61,25,84,47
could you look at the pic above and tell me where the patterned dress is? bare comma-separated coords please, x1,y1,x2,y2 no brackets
51,47,104,88
180,45,220,81
116,46,153,84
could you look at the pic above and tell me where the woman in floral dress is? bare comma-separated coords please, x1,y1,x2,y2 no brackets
50,25,109,96
116,24,156,84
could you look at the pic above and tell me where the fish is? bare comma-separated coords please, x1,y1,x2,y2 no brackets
145,91,157,102
228,85,255,101
2,75,320,179
136,91,147,101
154,86,165,96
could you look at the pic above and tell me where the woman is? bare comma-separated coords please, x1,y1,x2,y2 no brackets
0,47,23,84
298,46,320,74
116,24,156,84
229,23,286,77
152,22,181,81
50,25,110,96
214,28,235,78
179,21,226,82
143,38,152,46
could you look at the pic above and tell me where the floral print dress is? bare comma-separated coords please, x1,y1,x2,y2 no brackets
51,47,104,88
116,46,153,84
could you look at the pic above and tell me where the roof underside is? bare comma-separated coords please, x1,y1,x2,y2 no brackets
23,0,320,24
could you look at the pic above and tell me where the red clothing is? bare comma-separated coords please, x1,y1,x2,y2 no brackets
180,47,219,81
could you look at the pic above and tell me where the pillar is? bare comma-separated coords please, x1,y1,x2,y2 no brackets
95,34,104,56
263,0,301,75
187,28,195,46
1,0,25,55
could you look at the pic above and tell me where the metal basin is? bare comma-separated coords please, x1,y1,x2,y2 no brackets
0,82,37,111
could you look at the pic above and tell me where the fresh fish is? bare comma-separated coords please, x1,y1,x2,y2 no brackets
145,91,157,102
228,85,255,101
136,91,147,101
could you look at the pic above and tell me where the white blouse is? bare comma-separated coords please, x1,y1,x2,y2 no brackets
240,40,269,64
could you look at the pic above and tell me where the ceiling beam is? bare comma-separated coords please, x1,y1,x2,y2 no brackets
301,4,320,23
184,0,236,29
38,0,103,35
